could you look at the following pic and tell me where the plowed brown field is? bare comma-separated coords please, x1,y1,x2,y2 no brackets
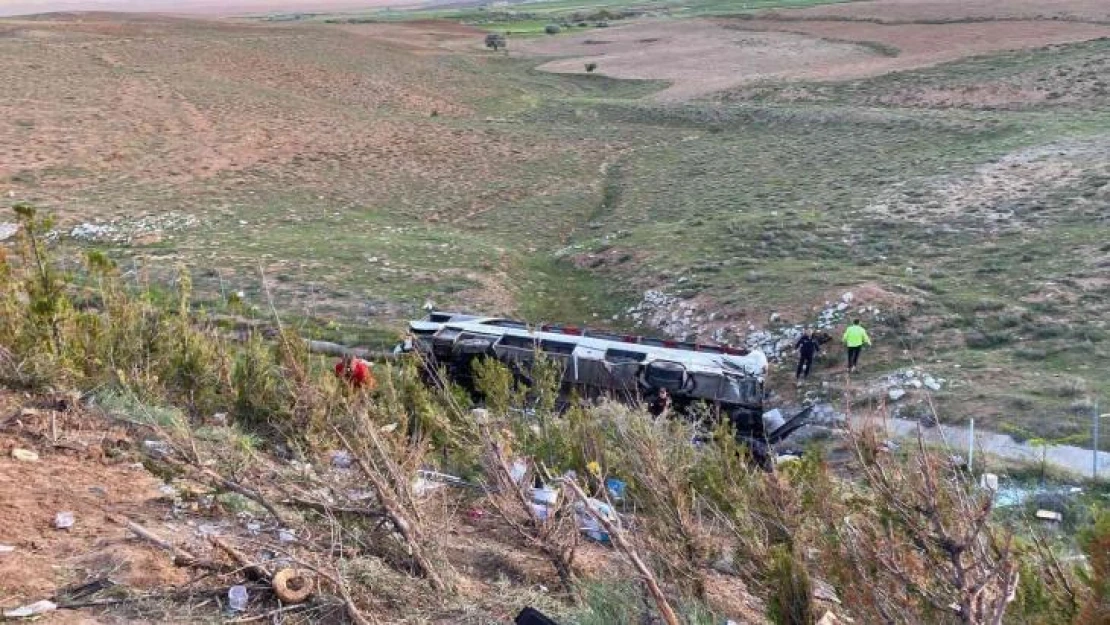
522,13,1110,100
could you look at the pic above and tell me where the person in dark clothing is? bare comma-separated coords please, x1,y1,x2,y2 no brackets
647,387,671,417
795,328,821,384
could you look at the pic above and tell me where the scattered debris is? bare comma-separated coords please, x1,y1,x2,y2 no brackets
604,478,626,502
763,408,785,432
813,578,842,604
228,585,249,612
509,458,528,484
412,475,445,497
575,497,618,543
54,511,75,530
330,449,353,469
142,439,173,458
271,568,314,604
532,485,560,505
1035,509,1064,523
10,448,39,462
888,388,906,401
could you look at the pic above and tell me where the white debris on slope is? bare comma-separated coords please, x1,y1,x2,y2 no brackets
623,288,885,363
68,213,200,244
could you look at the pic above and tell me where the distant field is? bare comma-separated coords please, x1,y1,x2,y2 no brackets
0,0,416,18
1,2,1108,444
518,17,1110,99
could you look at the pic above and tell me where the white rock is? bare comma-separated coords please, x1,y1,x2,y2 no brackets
0,222,19,241
923,376,942,391
909,379,923,389
841,292,854,304
888,388,906,401
836,302,849,312
3,600,57,618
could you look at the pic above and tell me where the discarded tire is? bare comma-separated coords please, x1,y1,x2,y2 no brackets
271,568,314,604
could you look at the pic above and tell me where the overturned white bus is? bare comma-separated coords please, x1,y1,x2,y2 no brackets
406,312,808,451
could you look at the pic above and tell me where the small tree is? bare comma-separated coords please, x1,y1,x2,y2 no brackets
484,32,506,52
544,23,561,35
585,62,598,73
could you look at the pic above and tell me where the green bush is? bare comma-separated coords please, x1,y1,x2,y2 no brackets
544,23,561,35
767,546,815,625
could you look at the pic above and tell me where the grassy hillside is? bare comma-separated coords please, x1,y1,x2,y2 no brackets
2,14,1108,443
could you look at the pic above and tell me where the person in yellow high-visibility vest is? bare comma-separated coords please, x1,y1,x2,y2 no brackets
842,318,871,373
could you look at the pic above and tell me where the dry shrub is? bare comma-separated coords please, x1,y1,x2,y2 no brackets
826,426,1020,624
596,402,711,599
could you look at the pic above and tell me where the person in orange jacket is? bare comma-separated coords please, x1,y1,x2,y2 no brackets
335,354,375,390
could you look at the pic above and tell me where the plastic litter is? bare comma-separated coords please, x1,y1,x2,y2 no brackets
0,545,15,555
532,485,559,506
228,585,249,612
54,512,75,530
509,458,528,484
413,476,445,497
330,450,353,469
530,503,550,521
1035,510,1063,523
11,449,39,462
605,478,626,501
278,528,296,543
575,497,617,543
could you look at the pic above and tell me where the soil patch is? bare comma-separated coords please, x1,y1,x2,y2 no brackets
766,0,1110,24
0,397,188,618
520,17,1110,100
730,18,1110,80
520,19,880,101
